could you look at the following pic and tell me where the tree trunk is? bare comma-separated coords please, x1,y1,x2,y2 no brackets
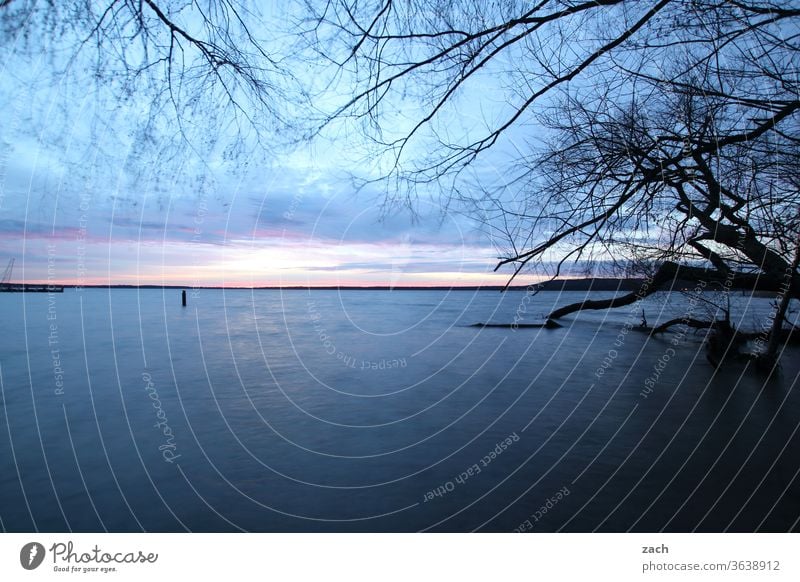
760,241,800,368
547,261,795,320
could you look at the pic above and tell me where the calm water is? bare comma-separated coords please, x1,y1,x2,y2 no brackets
1,288,798,532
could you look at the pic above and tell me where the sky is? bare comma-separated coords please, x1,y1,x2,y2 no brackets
0,132,518,287
0,2,544,288
0,128,520,287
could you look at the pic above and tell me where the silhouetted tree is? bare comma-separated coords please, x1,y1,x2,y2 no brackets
2,1,797,364
300,0,800,364
0,1,293,164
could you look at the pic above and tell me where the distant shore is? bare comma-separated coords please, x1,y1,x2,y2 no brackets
1,276,784,293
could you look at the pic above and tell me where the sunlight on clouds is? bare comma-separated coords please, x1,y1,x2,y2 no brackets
132,239,513,287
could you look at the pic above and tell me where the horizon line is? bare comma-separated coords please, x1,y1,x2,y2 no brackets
1,276,645,291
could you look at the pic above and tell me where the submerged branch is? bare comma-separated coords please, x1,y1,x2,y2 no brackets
650,318,716,334
547,261,798,320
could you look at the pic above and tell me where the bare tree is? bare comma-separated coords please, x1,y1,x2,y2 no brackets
2,1,797,363
1,1,295,167
299,0,800,364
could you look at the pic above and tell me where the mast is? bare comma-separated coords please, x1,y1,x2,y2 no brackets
0,258,14,287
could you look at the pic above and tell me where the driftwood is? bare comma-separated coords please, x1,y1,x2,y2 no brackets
544,259,798,371
645,317,799,370
649,317,716,334
470,320,562,329
638,316,746,368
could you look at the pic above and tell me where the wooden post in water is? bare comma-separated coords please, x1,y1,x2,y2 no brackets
182,289,187,307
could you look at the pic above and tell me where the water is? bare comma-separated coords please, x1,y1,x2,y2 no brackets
1,288,798,532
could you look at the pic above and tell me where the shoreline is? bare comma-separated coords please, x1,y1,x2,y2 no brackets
0,279,780,291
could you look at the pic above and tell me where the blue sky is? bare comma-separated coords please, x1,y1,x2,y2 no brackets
0,1,545,287
0,130,514,286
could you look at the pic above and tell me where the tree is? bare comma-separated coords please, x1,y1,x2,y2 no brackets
0,1,294,172
2,2,797,364
299,0,800,364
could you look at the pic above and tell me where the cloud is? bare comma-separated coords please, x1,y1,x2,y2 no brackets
0,219,93,240
302,259,491,274
0,116,503,286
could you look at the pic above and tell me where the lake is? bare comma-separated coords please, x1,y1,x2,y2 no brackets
1,288,798,531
